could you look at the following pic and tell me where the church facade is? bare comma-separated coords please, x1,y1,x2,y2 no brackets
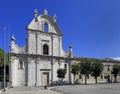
10,9,120,87
10,9,73,86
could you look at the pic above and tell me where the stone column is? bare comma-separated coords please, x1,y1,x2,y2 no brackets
35,32,38,86
27,31,30,54
37,58,40,86
10,57,16,87
27,58,31,86
58,36,60,56
35,58,40,86
51,35,53,84
36,32,38,54
25,58,28,86
35,59,37,86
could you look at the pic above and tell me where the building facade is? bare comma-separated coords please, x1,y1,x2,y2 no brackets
10,9,120,87
10,9,72,86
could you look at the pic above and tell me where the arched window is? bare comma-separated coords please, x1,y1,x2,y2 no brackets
43,44,49,55
107,66,110,71
18,60,23,69
64,64,67,69
44,23,48,32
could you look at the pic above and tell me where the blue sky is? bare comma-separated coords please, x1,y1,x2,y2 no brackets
0,0,120,59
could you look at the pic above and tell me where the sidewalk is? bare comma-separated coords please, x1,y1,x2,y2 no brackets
1,86,62,94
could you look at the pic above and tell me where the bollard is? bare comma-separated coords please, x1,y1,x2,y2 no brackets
44,85,47,89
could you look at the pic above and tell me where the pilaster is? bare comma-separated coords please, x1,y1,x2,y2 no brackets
27,58,31,86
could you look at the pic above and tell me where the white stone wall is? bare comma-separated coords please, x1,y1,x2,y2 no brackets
27,58,36,86
36,35,41,55
53,60,60,81
11,57,16,86
28,31,36,54
59,36,67,57
28,32,65,57
28,15,57,34
11,56,27,86
39,33,51,55
27,30,65,57
38,58,51,86
53,35,59,56
10,11,68,87
11,40,26,54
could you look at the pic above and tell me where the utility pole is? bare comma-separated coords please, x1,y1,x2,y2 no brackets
9,44,11,84
8,27,11,85
2,25,6,91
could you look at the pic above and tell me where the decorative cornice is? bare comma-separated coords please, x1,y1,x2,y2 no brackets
26,27,62,36
40,69,51,71
41,39,50,42
10,53,120,63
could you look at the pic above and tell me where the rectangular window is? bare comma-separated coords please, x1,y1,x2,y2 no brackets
87,75,89,79
64,64,67,69
101,75,103,79
107,66,110,71
79,75,82,79
18,60,23,69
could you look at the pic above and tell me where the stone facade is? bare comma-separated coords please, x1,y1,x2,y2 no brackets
10,9,71,86
10,9,120,87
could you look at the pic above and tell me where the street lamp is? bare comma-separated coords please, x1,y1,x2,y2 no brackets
9,44,11,85
2,25,6,91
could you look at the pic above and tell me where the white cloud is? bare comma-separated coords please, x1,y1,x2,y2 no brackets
112,57,120,61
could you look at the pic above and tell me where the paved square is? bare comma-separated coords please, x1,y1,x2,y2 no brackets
1,83,120,94
51,83,120,94
1,86,61,94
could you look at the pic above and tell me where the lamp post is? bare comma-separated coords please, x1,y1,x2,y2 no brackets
9,44,11,85
2,25,6,91
6,26,11,87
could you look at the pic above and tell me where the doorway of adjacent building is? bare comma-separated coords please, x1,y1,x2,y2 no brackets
42,72,49,86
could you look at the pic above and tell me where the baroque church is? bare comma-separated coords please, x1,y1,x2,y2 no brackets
10,9,120,86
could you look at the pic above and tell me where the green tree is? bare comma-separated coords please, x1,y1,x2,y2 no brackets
57,68,66,84
80,58,92,84
104,75,110,83
91,60,104,84
0,48,8,66
71,62,80,83
0,48,9,81
112,64,120,82
0,48,4,67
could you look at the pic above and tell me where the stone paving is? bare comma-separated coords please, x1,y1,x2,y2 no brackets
1,83,120,94
1,86,62,94
51,83,120,94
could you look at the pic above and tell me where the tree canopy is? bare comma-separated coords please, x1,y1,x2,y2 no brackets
0,48,9,81
112,64,120,82
57,68,66,81
0,48,8,66
91,60,104,84
80,58,92,84
71,62,80,83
